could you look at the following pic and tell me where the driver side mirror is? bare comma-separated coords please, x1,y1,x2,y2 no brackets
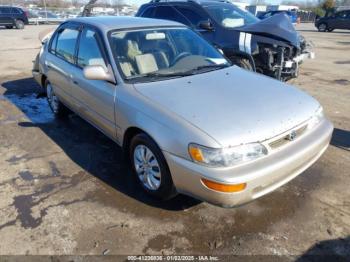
83,65,116,84
199,20,214,31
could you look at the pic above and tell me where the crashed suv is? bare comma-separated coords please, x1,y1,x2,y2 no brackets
136,0,314,81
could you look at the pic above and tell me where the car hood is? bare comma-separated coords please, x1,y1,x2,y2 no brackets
240,13,299,48
134,66,320,147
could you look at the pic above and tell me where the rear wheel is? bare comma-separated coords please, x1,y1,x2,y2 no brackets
5,25,13,29
317,23,327,32
15,20,25,29
45,80,69,117
129,133,177,200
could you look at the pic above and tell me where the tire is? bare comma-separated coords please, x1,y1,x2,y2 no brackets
317,23,327,32
45,80,69,117
129,133,177,200
5,25,13,29
231,57,254,71
15,20,25,30
327,28,334,32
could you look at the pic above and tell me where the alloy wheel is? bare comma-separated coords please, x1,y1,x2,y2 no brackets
133,144,161,191
318,24,327,32
46,83,59,113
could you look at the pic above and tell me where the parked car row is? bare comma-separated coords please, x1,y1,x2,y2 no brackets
257,10,300,25
32,16,333,207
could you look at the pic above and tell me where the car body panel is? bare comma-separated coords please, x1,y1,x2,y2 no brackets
164,118,333,207
134,66,320,147
240,13,299,48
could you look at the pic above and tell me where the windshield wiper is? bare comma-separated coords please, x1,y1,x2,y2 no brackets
126,64,230,81
181,63,230,75
194,64,230,71
126,71,192,81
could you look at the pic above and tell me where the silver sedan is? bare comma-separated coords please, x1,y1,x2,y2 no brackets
33,17,333,207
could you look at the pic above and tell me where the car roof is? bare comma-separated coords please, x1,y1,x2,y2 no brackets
69,16,184,32
0,5,21,8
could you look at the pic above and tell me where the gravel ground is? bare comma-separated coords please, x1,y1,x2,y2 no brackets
0,24,349,260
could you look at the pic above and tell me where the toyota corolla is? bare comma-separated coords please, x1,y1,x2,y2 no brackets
32,17,333,207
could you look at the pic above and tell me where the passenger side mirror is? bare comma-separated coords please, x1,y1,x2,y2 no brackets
199,20,214,31
83,65,116,84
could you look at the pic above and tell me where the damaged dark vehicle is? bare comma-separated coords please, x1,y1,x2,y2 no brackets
136,0,314,81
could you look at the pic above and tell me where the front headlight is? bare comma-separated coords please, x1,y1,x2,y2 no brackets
308,106,324,130
189,143,268,167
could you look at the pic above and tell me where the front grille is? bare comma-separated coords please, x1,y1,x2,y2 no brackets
269,125,307,149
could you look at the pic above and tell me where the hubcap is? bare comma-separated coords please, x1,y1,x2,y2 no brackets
133,145,161,191
319,24,326,31
46,83,59,113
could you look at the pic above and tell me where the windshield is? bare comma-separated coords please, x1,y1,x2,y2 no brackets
204,3,259,28
109,28,230,82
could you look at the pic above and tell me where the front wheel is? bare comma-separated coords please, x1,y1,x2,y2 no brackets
45,80,69,117
129,133,177,200
317,23,327,32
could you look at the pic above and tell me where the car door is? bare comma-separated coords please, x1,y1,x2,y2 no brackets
0,7,13,25
345,11,350,29
45,24,80,109
332,11,347,29
70,27,116,139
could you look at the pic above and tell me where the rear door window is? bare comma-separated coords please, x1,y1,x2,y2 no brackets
0,7,11,14
55,28,79,64
11,8,21,14
175,6,206,27
154,6,187,24
141,6,156,18
336,11,347,18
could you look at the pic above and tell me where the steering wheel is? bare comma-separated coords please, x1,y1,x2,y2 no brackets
171,52,191,66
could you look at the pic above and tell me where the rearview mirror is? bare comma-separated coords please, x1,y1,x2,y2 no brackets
199,20,214,31
83,65,116,84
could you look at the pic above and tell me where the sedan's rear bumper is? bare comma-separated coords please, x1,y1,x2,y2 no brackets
164,119,333,207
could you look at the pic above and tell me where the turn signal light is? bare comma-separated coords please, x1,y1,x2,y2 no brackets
201,179,246,193
189,146,204,162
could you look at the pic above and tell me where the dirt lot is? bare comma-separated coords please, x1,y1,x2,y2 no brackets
0,24,349,259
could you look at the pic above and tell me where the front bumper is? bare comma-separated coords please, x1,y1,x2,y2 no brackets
164,119,333,207
283,51,315,69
